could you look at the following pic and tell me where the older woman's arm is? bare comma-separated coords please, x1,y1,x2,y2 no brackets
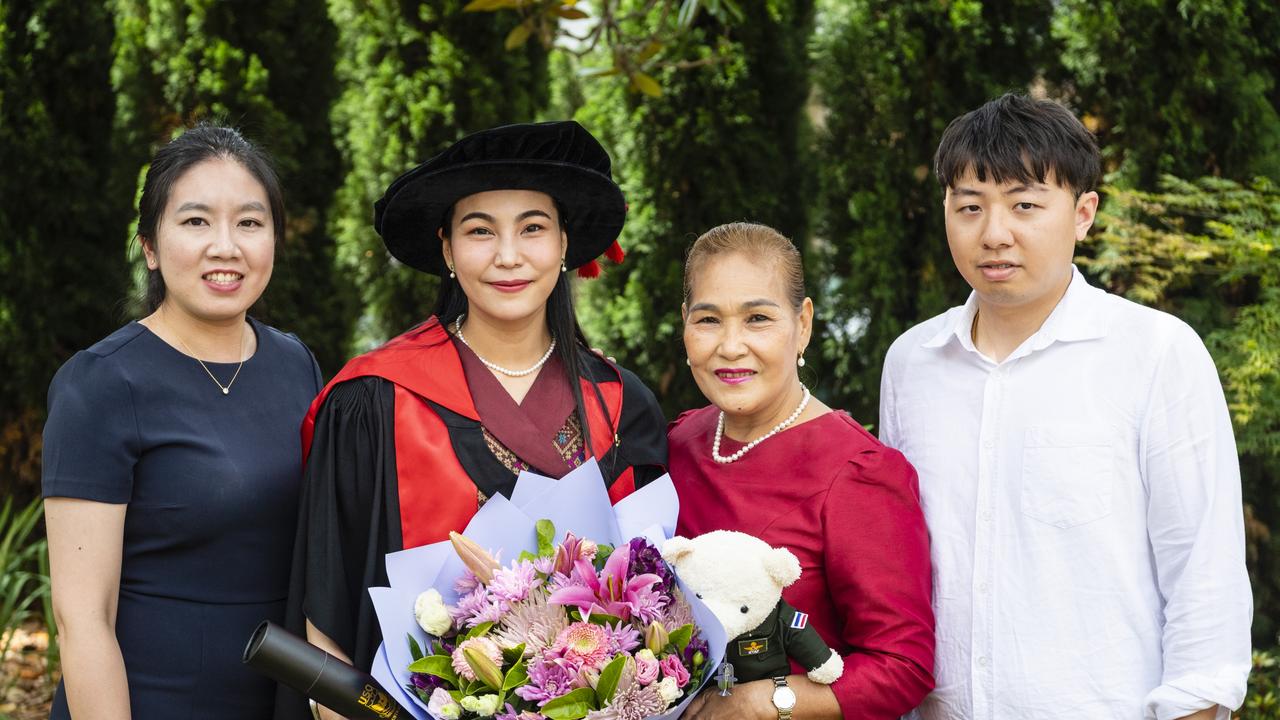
45,497,131,720
822,444,935,718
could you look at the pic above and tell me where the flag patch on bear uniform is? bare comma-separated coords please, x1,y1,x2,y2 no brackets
790,612,809,630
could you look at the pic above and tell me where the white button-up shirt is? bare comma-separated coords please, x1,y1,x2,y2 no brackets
880,267,1251,720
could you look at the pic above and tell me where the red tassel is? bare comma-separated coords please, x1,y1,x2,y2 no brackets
604,240,625,265
576,259,602,278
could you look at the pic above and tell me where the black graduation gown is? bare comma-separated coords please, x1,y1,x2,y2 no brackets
272,354,667,719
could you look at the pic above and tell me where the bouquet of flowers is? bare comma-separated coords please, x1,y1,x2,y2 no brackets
366,460,727,720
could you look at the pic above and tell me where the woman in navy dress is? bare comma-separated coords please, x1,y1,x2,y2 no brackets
42,125,322,719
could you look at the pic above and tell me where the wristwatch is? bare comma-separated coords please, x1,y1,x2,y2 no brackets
770,676,797,720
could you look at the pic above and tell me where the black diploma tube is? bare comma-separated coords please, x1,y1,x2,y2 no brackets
243,621,408,719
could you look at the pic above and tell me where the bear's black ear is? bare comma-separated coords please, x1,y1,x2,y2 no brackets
765,547,802,588
661,536,694,565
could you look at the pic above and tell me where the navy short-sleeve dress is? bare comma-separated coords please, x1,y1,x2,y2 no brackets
42,319,323,720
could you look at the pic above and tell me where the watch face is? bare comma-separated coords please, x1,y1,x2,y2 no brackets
772,686,797,711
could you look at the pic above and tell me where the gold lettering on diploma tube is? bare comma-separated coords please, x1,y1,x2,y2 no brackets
358,684,401,719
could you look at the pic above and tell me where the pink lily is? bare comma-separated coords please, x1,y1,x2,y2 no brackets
548,545,665,622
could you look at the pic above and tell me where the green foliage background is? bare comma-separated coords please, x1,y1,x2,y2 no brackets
3,0,1280,683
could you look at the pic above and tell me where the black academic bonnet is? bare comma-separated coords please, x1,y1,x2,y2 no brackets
374,121,626,276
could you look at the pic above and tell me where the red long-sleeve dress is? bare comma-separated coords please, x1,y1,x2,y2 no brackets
669,407,935,719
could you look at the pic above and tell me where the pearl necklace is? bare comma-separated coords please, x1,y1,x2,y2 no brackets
712,384,812,464
454,315,557,377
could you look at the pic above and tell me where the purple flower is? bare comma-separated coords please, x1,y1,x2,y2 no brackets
515,657,580,706
628,538,675,595
682,633,709,668
548,546,667,623
414,671,450,691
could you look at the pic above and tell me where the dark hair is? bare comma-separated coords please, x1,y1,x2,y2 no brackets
684,222,805,313
136,123,285,312
435,201,611,458
933,93,1101,198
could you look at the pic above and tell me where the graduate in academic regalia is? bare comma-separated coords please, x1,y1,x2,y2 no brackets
275,121,667,720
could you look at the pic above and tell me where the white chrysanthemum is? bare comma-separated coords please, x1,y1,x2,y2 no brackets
490,590,569,656
414,588,452,636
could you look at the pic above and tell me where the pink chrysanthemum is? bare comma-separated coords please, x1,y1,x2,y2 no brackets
489,560,541,603
550,622,612,669
515,656,580,706
450,636,503,682
450,586,506,628
454,569,482,595
602,621,641,656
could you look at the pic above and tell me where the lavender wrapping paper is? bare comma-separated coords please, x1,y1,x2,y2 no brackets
368,459,728,720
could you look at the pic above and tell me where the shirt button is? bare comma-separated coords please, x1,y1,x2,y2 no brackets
983,439,994,449
981,510,993,522
978,582,989,593
978,656,990,667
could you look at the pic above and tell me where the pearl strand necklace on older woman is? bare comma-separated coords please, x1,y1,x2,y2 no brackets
712,384,812,464
454,314,557,377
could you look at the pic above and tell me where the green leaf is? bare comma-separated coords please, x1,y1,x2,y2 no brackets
464,621,495,640
594,654,627,705
505,21,533,50
584,611,623,627
630,72,662,98
407,633,424,662
536,519,556,556
668,624,694,653
502,657,529,691
541,687,598,719
407,655,459,687
501,643,527,665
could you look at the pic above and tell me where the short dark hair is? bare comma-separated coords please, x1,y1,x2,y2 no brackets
136,123,285,312
933,93,1101,198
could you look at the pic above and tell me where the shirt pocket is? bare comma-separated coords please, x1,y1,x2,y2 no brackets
1020,423,1115,529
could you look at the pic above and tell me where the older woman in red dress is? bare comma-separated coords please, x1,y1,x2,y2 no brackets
670,223,935,720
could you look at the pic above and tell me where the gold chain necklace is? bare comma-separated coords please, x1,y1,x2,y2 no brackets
167,318,248,395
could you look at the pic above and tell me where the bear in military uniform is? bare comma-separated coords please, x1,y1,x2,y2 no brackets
662,531,843,684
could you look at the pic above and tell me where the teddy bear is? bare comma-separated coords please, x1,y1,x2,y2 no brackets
661,530,843,685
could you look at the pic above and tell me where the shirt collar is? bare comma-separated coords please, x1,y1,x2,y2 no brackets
922,265,1109,352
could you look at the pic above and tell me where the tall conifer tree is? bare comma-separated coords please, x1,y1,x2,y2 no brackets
0,0,129,494
577,0,816,416
329,0,548,344
110,0,352,372
811,0,1055,422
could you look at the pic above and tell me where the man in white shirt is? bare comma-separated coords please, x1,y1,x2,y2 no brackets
880,94,1251,720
